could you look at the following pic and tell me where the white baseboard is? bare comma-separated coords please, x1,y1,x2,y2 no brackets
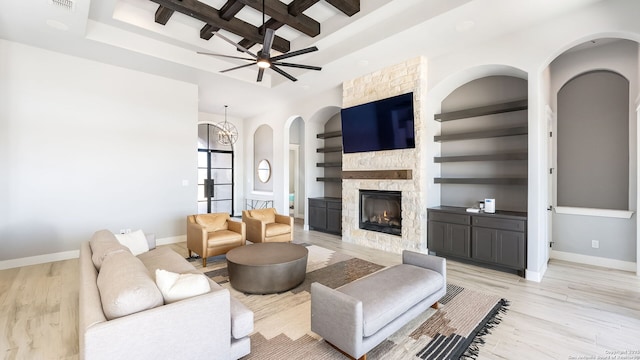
551,250,637,272
156,235,186,246
0,250,80,271
0,235,187,270
525,261,548,282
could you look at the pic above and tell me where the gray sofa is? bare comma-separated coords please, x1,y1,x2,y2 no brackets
79,230,253,360
310,250,446,359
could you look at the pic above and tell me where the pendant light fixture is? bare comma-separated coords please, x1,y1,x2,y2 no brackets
217,105,238,145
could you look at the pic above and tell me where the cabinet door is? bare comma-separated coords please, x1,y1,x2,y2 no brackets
496,230,526,269
327,207,342,233
308,205,327,230
472,227,498,262
428,221,448,253
448,224,471,258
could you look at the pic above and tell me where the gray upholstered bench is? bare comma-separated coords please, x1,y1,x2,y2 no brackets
310,250,446,360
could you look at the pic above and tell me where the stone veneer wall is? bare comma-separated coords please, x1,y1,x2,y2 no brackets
342,57,428,253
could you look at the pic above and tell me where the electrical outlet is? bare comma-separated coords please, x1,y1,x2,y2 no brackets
126,229,132,234
120,229,126,234
591,240,599,249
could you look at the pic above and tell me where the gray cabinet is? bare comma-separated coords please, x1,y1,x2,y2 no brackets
428,207,527,276
427,212,471,259
309,197,342,235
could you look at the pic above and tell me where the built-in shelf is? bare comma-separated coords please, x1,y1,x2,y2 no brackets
317,146,343,153
317,131,342,139
434,126,528,142
434,152,528,163
316,177,342,182
434,177,527,185
317,162,343,167
434,99,528,122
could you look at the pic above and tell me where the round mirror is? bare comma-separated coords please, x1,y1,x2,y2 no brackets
257,159,271,183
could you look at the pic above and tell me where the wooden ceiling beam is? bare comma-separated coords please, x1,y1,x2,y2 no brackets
233,0,320,37
200,0,242,40
288,0,320,16
325,0,360,16
237,0,321,51
219,0,245,21
150,0,290,53
154,6,174,25
238,18,281,50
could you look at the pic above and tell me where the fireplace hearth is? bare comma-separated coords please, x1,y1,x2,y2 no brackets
359,190,401,236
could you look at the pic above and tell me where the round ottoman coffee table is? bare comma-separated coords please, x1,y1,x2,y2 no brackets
226,243,308,294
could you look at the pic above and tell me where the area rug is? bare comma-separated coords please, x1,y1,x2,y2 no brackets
199,245,509,360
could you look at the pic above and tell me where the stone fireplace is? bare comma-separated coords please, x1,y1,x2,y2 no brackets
341,57,428,254
359,190,402,236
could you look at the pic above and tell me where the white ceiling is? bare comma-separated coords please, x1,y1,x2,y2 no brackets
0,0,604,118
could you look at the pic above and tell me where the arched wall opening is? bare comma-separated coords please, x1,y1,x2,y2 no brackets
546,37,639,273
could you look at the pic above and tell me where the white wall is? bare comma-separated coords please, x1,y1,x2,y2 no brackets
0,40,198,262
242,87,342,224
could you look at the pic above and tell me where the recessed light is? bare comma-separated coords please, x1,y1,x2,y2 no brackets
46,19,69,31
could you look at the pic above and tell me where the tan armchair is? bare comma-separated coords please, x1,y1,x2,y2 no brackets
187,213,246,267
242,208,293,243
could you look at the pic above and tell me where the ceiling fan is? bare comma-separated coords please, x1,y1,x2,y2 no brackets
197,0,322,82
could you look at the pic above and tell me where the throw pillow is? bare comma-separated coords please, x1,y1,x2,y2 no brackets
115,229,150,256
97,251,164,320
155,269,211,304
195,213,229,232
89,229,131,270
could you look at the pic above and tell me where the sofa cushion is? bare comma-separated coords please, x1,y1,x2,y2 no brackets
155,269,211,304
207,229,243,246
97,250,164,320
195,213,229,232
265,223,291,237
338,264,444,337
115,229,150,256
248,208,276,223
138,246,198,277
89,229,131,270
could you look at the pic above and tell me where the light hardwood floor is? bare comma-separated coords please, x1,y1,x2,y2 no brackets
1,224,639,360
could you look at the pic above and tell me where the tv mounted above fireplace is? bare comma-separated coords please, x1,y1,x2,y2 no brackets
341,92,415,154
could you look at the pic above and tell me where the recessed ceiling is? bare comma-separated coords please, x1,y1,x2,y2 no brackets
0,0,606,118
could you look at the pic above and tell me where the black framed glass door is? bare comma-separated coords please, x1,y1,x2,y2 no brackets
197,124,234,215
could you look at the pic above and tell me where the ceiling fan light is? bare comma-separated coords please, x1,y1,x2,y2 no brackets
257,59,271,69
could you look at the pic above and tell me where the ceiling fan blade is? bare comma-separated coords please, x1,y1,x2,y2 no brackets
272,62,322,71
197,52,255,61
270,64,298,82
220,62,257,73
271,46,318,61
257,68,265,82
261,28,275,58
214,31,258,59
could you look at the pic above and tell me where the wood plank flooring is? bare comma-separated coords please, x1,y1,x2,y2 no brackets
1,223,639,359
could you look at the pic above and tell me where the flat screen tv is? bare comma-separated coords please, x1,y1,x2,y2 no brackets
341,92,415,154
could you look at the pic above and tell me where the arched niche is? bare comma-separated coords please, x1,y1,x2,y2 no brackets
547,37,638,270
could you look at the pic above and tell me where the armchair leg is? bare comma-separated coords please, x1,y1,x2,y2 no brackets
188,249,192,258
202,257,207,268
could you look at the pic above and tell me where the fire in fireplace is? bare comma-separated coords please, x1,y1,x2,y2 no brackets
359,190,401,236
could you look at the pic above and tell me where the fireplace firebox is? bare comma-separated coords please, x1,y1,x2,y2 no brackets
359,190,401,236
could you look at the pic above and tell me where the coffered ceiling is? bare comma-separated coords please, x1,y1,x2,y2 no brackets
0,0,604,118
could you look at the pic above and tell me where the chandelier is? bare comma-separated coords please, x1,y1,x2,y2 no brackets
217,105,238,145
